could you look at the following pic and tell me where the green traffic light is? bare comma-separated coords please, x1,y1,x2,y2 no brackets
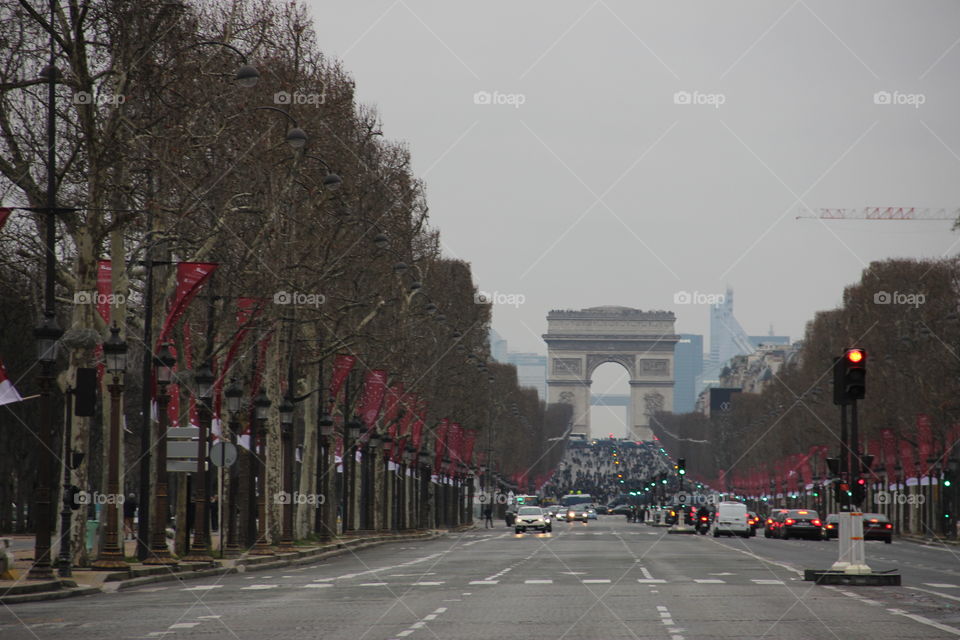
678,469,685,475
945,479,953,487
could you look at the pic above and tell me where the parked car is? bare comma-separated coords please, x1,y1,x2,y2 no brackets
764,509,790,538
778,509,824,540
861,513,893,543
514,507,552,534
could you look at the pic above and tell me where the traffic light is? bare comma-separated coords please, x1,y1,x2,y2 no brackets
834,348,866,404
834,479,850,504
677,458,686,475
851,477,866,505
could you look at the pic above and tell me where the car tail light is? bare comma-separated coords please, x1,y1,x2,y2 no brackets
869,518,879,523
826,524,835,529
885,523,893,529
766,519,773,524
812,520,822,527
784,519,795,525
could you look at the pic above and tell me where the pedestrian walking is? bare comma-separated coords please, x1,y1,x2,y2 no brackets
483,504,493,528
124,493,138,540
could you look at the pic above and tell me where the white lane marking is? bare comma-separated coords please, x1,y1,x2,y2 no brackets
659,612,671,618
637,579,667,584
640,567,654,580
411,622,425,629
434,607,447,613
359,582,388,586
302,583,332,588
411,581,444,586
583,579,611,584
197,616,221,620
469,580,498,585
146,633,174,637
924,583,959,588
313,577,334,582
135,586,169,592
657,606,669,612
662,618,674,625
182,585,222,591
396,631,413,637
525,579,553,584
241,584,279,590
887,608,960,636
168,623,199,629
709,572,735,576
907,586,960,603
423,614,437,621
695,579,725,584
752,579,784,585
860,599,882,606
560,571,586,575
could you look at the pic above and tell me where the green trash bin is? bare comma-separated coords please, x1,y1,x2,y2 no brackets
85,519,99,552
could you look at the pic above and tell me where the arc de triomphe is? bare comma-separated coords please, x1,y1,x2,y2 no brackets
543,306,679,441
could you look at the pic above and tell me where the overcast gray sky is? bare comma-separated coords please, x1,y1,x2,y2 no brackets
310,1,959,434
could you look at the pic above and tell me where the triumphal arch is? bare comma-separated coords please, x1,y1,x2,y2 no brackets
543,306,678,441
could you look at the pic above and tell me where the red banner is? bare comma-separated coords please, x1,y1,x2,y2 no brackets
446,423,463,473
157,262,218,345
95,259,113,383
462,429,477,466
411,399,426,451
241,330,273,447
433,419,449,470
328,354,356,406
899,440,917,480
0,207,11,231
917,413,934,466
359,369,388,433
383,384,403,460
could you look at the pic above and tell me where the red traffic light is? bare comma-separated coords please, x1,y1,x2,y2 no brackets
845,348,865,364
856,478,866,486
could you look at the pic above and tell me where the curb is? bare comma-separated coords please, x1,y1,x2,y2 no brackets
0,529,448,604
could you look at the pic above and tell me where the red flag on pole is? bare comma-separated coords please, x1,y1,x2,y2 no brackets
0,207,11,231
0,356,23,405
433,419,449,470
156,262,218,345
359,369,388,434
899,440,917,480
328,354,356,404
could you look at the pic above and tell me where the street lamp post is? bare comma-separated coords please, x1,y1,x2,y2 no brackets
418,450,431,530
344,419,361,532
278,397,295,551
223,380,243,558
183,365,214,563
317,412,335,540
144,343,178,564
91,325,129,570
251,389,274,555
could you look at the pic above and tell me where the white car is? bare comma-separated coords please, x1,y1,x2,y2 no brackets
515,507,552,534
713,501,751,538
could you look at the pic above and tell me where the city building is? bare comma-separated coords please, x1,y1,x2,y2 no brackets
673,333,703,413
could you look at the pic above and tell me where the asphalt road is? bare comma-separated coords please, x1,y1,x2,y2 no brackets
1,517,958,639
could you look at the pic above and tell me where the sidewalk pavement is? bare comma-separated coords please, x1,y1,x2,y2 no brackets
1,525,474,605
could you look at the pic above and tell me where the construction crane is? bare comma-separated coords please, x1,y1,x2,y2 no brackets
796,207,959,221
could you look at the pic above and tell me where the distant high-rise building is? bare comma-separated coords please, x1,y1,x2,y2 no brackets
701,288,756,387
489,328,547,399
673,333,703,413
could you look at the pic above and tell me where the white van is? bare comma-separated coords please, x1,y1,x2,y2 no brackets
713,501,750,538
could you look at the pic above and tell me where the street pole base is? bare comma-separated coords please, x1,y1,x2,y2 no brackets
26,565,55,580
844,563,873,575
804,569,900,586
143,550,180,565
222,545,241,559
90,553,130,571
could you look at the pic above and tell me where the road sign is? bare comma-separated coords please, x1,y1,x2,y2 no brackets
210,442,238,467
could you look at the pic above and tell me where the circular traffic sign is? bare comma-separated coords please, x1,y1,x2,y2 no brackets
210,442,238,467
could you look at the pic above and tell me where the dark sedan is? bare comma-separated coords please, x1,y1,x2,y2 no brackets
862,513,893,543
764,509,790,538
778,509,824,540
